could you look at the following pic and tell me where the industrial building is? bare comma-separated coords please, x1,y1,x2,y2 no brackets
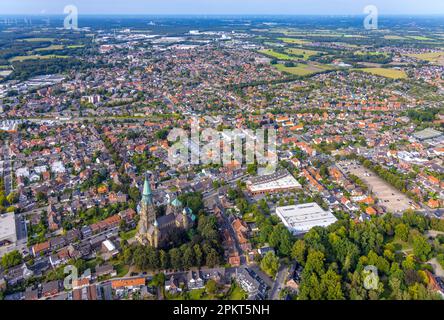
247,170,301,195
275,203,337,235
413,128,442,141
0,213,17,250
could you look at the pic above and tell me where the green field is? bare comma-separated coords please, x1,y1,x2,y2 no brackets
406,36,433,41
0,70,12,77
356,68,407,79
67,44,85,49
278,37,310,45
383,35,405,40
35,45,65,52
384,35,433,41
285,48,320,60
406,51,444,64
343,34,367,38
355,51,388,56
259,49,294,60
22,37,55,42
9,54,69,62
275,63,331,76
259,48,320,61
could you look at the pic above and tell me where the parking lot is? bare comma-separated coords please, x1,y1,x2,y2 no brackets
339,161,413,213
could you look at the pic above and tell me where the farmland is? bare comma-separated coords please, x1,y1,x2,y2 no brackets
356,67,408,79
406,51,444,65
275,62,332,76
9,54,69,62
286,48,321,60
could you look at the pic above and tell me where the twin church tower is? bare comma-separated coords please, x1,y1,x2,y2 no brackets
136,175,195,248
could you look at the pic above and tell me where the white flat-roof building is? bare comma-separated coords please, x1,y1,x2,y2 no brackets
0,213,17,249
276,203,337,235
51,161,66,174
247,170,301,195
413,128,442,141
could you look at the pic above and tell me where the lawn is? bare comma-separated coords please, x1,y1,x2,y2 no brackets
120,229,137,241
188,288,209,300
242,212,256,223
356,67,407,79
166,289,212,300
226,283,247,300
112,262,130,277
9,54,69,62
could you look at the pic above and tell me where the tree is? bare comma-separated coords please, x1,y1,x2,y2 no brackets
155,128,169,140
128,187,141,202
206,249,220,268
246,163,257,175
320,269,344,300
389,277,403,300
6,192,19,205
205,279,218,296
36,191,47,203
412,234,432,262
151,273,166,287
120,245,133,265
260,251,280,278
169,248,182,270
146,247,160,270
194,244,203,267
291,240,307,264
304,250,325,276
299,273,322,300
402,255,416,271
1,250,23,269
159,250,169,270
0,194,7,207
236,198,248,215
394,223,409,242
133,245,148,270
182,245,195,269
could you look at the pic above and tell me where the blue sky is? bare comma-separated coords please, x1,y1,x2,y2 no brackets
1,0,444,15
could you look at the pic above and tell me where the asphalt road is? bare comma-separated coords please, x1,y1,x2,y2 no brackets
2,140,13,195
269,264,289,300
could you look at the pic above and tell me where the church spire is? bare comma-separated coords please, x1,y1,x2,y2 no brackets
142,174,153,205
